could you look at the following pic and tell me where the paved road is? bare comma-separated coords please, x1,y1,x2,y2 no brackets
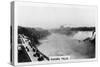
19,35,38,61
38,33,89,59
20,34,49,62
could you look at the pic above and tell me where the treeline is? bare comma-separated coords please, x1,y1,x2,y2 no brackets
18,26,50,39
70,27,95,31
18,26,50,62
18,26,51,45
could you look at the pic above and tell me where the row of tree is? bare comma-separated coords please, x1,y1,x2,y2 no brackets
70,27,95,31
18,26,51,46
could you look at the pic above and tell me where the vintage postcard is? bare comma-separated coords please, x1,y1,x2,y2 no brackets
10,1,97,66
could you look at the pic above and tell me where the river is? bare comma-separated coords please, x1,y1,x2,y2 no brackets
38,32,92,59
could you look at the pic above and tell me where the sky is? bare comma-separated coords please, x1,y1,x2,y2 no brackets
17,4,97,29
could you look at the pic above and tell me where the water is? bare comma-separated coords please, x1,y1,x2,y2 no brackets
38,31,92,59
73,31,93,40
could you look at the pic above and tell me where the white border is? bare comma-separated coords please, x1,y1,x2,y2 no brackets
13,1,98,66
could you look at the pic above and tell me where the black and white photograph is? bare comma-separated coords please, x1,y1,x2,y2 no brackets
12,1,97,64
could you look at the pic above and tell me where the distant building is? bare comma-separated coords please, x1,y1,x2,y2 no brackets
60,25,64,29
